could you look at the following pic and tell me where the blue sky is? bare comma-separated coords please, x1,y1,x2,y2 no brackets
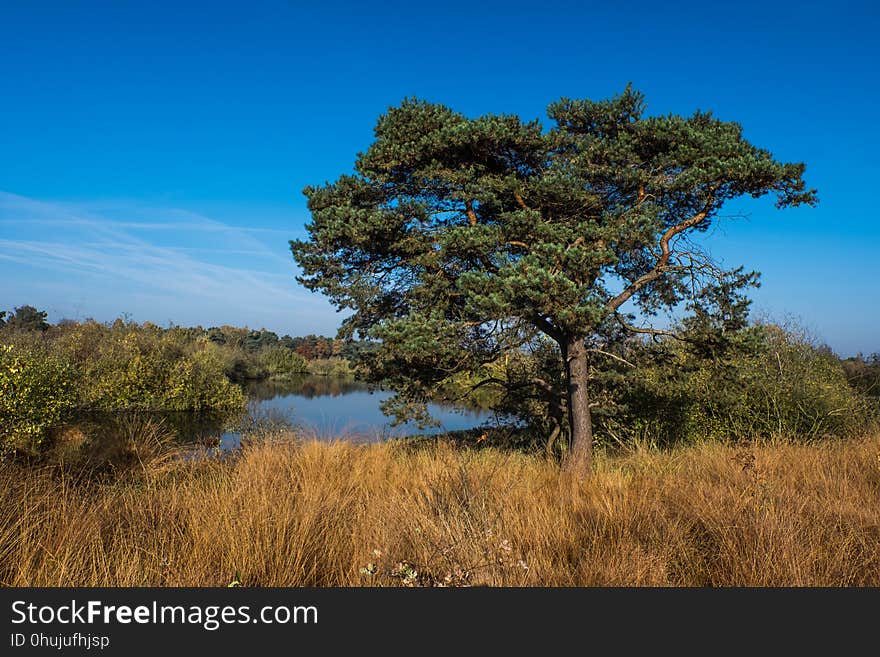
1,0,877,355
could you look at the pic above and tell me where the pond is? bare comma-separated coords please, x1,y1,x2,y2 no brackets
216,375,497,449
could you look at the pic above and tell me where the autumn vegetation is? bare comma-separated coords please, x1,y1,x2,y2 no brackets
2,433,879,586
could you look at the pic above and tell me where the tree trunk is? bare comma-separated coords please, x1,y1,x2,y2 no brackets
563,337,594,476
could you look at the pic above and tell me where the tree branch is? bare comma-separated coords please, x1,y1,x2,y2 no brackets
585,348,636,368
529,315,563,343
545,422,562,458
614,314,684,341
465,199,478,226
442,376,506,404
566,236,585,251
606,193,716,311
530,377,558,396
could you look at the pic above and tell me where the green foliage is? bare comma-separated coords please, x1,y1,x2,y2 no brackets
0,320,249,457
219,348,269,383
595,324,877,446
201,327,363,380
244,329,280,352
0,315,370,458
0,344,77,455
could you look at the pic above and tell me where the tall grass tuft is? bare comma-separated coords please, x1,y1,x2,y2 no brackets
2,433,879,586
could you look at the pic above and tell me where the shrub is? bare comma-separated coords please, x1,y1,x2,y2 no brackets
164,346,247,411
49,323,245,412
0,344,77,455
219,348,268,382
308,358,354,377
596,324,876,446
694,326,873,440
257,345,308,377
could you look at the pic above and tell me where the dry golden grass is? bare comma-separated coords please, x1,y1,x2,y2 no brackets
2,433,879,586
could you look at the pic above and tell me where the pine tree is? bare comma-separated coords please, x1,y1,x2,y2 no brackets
291,86,816,475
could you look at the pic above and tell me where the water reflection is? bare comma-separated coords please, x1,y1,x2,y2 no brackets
245,374,367,401
241,375,493,442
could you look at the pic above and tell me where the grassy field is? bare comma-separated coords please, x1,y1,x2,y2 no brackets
2,432,879,586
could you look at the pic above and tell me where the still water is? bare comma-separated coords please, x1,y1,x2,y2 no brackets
218,375,495,449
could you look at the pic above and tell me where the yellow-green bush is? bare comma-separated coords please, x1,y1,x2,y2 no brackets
307,357,353,377
257,345,309,378
165,346,246,411
600,324,876,446
685,338,858,440
0,344,77,455
58,325,245,412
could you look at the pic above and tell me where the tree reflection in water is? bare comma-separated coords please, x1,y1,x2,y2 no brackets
245,374,368,401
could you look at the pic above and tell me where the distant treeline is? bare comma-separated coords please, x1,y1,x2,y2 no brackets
0,305,373,380
203,326,364,361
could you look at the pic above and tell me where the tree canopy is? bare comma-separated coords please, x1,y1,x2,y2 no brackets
5,306,50,332
291,86,816,474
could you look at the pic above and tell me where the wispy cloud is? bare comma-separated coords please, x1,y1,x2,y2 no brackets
0,217,292,234
0,191,340,334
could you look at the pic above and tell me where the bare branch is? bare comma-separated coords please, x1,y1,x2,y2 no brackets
614,314,684,342
606,192,716,311
585,348,637,368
